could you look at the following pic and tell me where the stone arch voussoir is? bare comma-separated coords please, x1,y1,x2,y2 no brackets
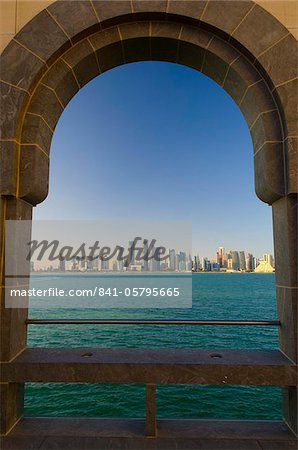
1,1,296,206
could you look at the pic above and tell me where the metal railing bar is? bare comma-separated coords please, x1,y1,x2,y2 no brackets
26,319,280,326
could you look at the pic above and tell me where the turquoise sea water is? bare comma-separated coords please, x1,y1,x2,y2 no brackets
25,273,281,419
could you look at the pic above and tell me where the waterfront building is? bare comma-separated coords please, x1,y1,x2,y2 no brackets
150,247,161,271
178,259,186,271
192,256,197,272
193,255,201,272
129,264,142,272
175,254,180,271
58,258,66,272
263,254,275,268
239,251,246,271
196,253,201,271
210,262,220,271
255,259,275,273
101,259,110,271
232,251,240,271
201,257,209,272
118,259,124,272
86,257,97,271
80,258,86,271
143,239,149,271
246,253,254,272
128,240,136,265
177,252,186,271
169,249,176,271
187,254,192,271
216,246,225,268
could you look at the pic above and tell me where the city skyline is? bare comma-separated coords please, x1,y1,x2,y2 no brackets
32,243,274,274
193,246,274,273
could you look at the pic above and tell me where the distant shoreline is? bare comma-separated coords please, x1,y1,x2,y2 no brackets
192,271,274,274
31,271,274,275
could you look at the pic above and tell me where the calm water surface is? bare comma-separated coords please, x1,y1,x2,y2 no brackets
25,273,281,419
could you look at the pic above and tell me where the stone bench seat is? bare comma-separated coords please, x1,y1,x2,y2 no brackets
1,348,296,385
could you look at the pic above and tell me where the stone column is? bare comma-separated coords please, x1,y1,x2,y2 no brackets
272,194,298,435
0,197,32,435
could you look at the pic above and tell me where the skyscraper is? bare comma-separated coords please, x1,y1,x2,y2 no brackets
217,247,225,268
196,253,201,271
118,259,124,272
178,252,187,271
143,239,149,272
128,241,135,266
101,259,110,271
169,249,176,271
201,257,209,272
246,253,254,272
263,254,275,268
231,251,240,271
239,251,246,271
151,247,160,272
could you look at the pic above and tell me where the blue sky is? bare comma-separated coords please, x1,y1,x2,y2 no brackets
34,61,273,259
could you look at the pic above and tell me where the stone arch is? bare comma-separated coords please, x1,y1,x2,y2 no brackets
0,1,297,206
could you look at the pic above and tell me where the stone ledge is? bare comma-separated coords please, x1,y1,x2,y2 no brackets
1,348,297,385
1,418,296,449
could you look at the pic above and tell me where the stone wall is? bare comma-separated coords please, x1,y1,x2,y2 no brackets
0,0,297,55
